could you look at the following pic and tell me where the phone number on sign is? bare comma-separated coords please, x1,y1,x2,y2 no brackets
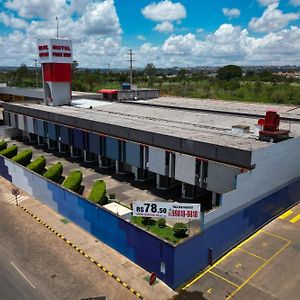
168,210,198,218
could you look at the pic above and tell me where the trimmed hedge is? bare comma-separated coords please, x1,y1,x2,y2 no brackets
0,140,7,151
12,149,32,166
27,156,46,174
173,222,188,237
62,170,83,193
88,180,108,205
0,145,18,158
43,162,63,183
157,218,166,228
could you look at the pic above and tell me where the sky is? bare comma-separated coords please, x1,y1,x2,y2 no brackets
0,0,300,68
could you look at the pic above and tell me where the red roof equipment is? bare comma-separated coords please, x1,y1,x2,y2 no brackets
97,89,118,95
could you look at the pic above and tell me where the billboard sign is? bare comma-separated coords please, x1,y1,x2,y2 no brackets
132,201,201,220
38,38,73,64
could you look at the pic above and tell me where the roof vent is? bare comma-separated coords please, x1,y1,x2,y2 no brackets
231,125,250,135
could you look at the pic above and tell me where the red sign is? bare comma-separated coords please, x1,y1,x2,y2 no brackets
149,272,157,286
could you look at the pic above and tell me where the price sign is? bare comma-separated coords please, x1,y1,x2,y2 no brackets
133,201,201,220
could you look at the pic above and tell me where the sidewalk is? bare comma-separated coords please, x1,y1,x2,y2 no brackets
0,177,176,300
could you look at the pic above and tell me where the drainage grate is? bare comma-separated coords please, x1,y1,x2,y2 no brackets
60,218,70,224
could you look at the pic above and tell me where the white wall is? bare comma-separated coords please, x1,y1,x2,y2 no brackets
148,146,166,175
204,137,300,227
175,153,196,185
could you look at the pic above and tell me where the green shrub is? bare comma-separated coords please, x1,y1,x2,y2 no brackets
89,180,108,205
62,170,83,193
0,145,18,158
0,140,7,151
43,162,63,183
157,218,166,228
27,156,46,174
11,149,32,166
173,222,188,237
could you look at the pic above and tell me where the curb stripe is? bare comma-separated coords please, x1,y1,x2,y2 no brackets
19,205,145,300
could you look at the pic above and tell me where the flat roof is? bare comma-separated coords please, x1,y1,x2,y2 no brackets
4,97,300,168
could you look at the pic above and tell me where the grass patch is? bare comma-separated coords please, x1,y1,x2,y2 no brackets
132,217,183,244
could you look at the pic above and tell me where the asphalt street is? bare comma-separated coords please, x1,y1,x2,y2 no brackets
0,192,136,300
0,243,55,300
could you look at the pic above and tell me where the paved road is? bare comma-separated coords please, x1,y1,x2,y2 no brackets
0,192,135,300
177,203,300,300
0,243,55,300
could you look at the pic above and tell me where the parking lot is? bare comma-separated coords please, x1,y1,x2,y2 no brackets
177,203,300,300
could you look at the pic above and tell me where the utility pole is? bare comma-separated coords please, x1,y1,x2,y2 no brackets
34,59,38,87
128,49,133,87
56,16,59,38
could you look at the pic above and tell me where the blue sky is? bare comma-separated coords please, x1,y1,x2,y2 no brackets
0,0,300,67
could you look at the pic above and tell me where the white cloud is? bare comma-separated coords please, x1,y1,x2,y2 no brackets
5,0,67,19
222,8,241,18
290,0,300,6
154,21,174,33
79,0,122,35
0,12,28,29
141,0,186,22
249,3,299,32
258,0,279,6
0,0,123,68
134,24,300,67
137,35,146,41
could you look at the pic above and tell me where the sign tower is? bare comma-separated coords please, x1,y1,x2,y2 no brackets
38,38,73,106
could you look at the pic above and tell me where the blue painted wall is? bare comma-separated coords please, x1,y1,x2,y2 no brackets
106,136,119,160
60,125,70,145
47,122,57,140
72,128,85,149
88,132,101,154
36,119,46,137
125,141,141,167
0,155,299,288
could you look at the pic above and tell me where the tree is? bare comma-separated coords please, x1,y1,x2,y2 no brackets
72,60,79,73
217,65,243,81
144,63,156,87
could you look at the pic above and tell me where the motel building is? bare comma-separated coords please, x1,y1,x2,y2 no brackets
0,38,300,288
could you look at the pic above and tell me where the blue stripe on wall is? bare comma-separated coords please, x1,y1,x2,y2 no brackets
88,132,101,154
106,136,119,160
47,122,57,140
36,119,45,137
125,141,141,167
72,128,85,149
60,126,70,145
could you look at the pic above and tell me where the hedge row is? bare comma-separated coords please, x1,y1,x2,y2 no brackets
43,162,63,183
27,156,46,174
88,180,108,205
62,170,83,192
0,140,7,151
0,145,18,158
12,150,32,166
